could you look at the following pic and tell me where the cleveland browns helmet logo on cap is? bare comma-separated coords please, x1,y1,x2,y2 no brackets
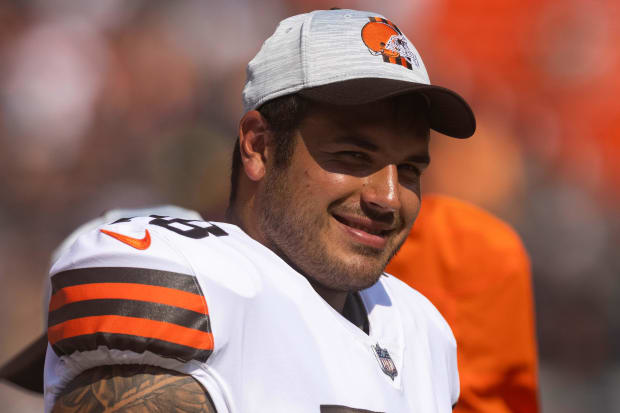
361,17,419,70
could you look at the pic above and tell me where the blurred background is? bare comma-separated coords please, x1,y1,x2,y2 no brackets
0,0,618,411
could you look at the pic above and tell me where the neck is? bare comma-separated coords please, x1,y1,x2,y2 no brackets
308,280,349,314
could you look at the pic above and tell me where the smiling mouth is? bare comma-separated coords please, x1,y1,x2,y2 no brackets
332,214,394,237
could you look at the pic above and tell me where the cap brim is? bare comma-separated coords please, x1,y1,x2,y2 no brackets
0,333,46,393
299,78,476,139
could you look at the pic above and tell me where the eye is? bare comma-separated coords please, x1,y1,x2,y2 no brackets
337,151,371,162
398,163,422,176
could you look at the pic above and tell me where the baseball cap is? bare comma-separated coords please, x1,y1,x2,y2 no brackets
243,9,476,138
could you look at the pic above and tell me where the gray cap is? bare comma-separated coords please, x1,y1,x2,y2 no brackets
242,9,475,138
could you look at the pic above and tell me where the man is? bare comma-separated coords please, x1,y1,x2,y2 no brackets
43,9,475,412
386,195,539,413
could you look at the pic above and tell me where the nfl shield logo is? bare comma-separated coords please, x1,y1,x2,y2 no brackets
372,343,398,380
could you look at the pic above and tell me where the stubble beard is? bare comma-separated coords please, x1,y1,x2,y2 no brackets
257,166,410,292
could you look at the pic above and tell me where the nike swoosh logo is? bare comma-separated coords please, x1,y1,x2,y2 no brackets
100,229,151,250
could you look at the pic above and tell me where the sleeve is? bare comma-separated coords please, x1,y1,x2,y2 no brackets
44,215,239,413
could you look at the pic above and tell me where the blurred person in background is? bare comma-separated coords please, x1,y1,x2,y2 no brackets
387,194,539,413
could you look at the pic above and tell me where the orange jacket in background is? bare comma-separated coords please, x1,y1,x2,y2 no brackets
386,195,539,413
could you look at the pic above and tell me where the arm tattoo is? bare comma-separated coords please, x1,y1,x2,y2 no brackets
52,364,217,413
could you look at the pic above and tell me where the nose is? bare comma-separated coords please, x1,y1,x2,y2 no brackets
361,164,401,212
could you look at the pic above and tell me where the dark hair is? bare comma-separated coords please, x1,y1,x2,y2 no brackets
227,94,310,216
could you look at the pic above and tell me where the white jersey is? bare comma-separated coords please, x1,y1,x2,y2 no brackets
44,214,459,413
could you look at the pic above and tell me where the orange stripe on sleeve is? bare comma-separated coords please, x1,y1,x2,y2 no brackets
48,315,214,350
49,283,207,314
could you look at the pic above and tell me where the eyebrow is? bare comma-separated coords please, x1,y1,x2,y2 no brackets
333,135,431,165
333,136,379,152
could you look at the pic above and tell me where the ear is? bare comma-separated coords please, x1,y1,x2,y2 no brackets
238,110,271,181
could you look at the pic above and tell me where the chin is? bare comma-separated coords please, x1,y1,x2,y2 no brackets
334,273,383,292
319,253,388,292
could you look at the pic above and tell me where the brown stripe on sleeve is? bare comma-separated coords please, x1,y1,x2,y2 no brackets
48,299,211,331
51,267,202,295
51,333,212,363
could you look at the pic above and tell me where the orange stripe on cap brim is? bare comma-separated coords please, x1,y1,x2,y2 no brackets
49,283,208,314
48,315,214,350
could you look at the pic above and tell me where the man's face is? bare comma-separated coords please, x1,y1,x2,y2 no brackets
256,96,430,292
